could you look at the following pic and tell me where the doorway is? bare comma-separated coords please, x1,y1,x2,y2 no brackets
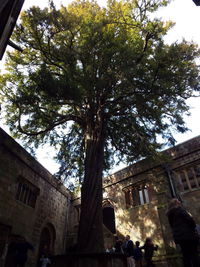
103,205,116,234
38,223,56,261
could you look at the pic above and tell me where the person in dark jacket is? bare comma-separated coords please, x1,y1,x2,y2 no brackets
133,241,143,267
123,235,135,267
14,236,34,267
166,198,199,267
114,236,123,253
141,238,158,267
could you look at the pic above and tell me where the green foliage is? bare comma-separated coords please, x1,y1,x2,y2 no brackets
0,0,200,181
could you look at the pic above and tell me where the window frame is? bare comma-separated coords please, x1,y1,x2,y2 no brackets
16,177,39,208
173,163,200,193
123,182,151,208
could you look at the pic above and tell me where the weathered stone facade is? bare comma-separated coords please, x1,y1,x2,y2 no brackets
0,126,200,266
0,128,73,267
103,136,200,265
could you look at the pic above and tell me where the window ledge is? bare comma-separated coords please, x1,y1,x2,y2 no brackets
180,187,200,195
16,199,35,209
127,202,151,210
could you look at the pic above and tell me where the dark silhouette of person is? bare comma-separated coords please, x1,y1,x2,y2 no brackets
38,244,50,266
114,236,123,253
14,236,34,267
123,235,135,267
133,241,143,267
141,238,158,267
5,235,18,267
166,198,199,267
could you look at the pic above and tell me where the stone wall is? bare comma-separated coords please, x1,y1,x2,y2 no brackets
0,128,73,267
103,166,167,259
103,136,200,265
1,126,200,267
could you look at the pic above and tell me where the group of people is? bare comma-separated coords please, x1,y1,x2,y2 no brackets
106,235,158,267
2,198,200,267
107,198,200,267
122,235,158,267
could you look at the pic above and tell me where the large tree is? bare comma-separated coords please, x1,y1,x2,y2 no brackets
0,0,200,253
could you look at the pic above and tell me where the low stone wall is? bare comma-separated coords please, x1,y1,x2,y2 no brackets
51,253,127,267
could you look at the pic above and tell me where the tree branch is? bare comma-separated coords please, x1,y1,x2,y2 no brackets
16,103,85,136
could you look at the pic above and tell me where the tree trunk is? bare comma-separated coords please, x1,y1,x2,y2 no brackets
77,120,105,253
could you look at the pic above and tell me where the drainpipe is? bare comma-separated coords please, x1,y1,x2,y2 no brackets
63,196,71,253
163,164,181,200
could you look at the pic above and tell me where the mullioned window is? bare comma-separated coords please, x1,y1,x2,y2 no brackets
16,177,39,208
174,164,200,192
123,183,150,208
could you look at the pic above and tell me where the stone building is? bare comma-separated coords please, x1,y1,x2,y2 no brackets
103,135,200,265
0,126,200,266
0,128,73,267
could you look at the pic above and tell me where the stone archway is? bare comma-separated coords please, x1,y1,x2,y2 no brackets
38,223,56,261
102,202,116,234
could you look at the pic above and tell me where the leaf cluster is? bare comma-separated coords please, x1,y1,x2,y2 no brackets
1,0,200,182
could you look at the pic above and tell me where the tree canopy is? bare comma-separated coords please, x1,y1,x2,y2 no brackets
0,0,200,253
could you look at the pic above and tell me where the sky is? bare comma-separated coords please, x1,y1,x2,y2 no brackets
0,0,200,174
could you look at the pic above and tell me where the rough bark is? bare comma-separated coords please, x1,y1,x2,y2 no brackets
77,114,106,253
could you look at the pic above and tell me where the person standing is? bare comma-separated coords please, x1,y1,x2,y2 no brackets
123,235,135,267
40,255,51,267
114,236,123,253
141,238,158,267
166,198,199,267
133,241,143,267
14,236,34,267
